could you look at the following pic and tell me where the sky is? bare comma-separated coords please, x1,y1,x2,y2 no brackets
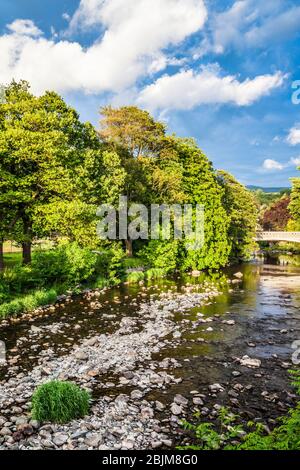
1,0,300,187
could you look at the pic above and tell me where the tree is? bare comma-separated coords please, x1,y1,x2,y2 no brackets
289,176,300,223
99,106,166,158
98,106,174,257
262,196,291,231
176,139,231,270
0,205,20,270
217,170,258,261
0,80,101,263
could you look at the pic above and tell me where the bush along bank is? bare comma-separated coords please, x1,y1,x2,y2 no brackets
0,242,124,318
0,242,174,318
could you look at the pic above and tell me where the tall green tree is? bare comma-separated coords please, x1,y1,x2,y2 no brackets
217,170,258,261
99,106,174,256
176,139,231,270
289,176,300,224
0,80,101,263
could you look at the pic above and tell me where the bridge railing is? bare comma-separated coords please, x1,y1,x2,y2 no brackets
255,231,300,241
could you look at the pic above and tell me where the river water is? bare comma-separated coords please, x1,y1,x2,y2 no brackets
0,255,300,446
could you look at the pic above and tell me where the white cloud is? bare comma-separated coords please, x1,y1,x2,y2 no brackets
262,159,284,171
290,157,300,166
0,0,207,95
287,126,300,146
62,13,71,22
261,156,300,172
7,19,42,37
198,0,300,56
245,6,300,47
137,67,285,110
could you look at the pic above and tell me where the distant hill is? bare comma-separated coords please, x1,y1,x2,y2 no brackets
247,185,290,193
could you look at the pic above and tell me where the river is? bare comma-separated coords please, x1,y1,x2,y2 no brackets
0,255,299,449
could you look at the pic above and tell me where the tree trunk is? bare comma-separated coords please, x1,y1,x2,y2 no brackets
125,239,133,257
22,241,32,265
20,210,33,265
0,240,4,271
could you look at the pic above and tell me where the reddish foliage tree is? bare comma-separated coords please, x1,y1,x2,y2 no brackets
262,196,291,230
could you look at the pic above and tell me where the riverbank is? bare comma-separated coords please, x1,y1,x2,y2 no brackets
0,261,299,449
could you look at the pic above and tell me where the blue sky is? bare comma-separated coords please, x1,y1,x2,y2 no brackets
1,0,300,187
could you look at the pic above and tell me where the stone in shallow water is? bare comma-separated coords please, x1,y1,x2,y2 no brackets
222,320,235,325
240,355,261,368
155,401,165,411
173,394,188,406
234,272,243,279
173,331,181,339
170,403,182,415
193,397,204,406
209,383,224,393
232,371,241,377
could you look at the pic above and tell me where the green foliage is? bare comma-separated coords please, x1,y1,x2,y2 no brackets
138,240,179,273
32,243,98,287
217,170,258,261
0,87,266,296
146,268,166,279
0,80,102,264
289,177,300,224
0,264,40,300
126,271,145,283
0,244,98,302
175,139,231,270
31,381,90,424
94,243,125,284
0,288,57,318
123,257,144,269
180,421,222,450
99,106,166,158
252,189,286,207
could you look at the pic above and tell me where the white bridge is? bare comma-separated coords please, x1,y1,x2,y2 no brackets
255,232,300,243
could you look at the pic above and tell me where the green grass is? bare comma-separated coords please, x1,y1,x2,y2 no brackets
126,271,145,283
123,257,145,269
3,252,22,268
0,288,58,318
92,275,113,289
31,380,91,424
145,268,166,279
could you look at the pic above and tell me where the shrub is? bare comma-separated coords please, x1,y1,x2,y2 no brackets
138,240,178,274
0,265,39,297
123,257,144,269
32,243,98,287
31,380,91,423
0,289,57,318
126,271,145,283
94,243,125,284
145,268,165,279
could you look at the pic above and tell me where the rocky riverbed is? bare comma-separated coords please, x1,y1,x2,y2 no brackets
0,261,299,450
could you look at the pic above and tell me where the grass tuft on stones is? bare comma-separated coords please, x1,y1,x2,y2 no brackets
31,380,91,424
